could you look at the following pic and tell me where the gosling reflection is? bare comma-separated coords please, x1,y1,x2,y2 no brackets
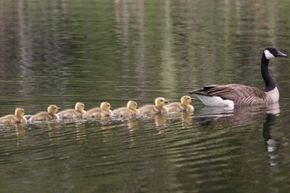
15,124,27,139
154,114,167,128
181,112,193,127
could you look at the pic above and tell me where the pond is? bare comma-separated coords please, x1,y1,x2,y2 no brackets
0,0,290,193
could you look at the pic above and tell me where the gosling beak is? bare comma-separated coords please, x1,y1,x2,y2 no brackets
110,107,113,111
57,106,61,111
165,100,169,104
277,50,287,57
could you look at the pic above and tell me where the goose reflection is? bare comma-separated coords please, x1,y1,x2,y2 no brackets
197,103,280,127
261,104,280,167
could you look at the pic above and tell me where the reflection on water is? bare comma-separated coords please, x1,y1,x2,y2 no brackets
1,0,290,193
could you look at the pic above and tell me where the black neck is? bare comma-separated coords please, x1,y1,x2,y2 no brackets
261,54,276,92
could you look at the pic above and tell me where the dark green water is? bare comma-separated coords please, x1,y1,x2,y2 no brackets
0,0,290,193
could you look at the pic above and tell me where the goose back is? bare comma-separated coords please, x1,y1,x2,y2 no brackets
191,84,279,106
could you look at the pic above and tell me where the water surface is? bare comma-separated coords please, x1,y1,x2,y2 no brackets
0,0,290,193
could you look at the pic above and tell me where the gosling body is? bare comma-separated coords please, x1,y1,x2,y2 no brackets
29,105,59,123
166,95,194,113
0,108,27,125
112,100,138,119
83,102,112,119
57,102,86,120
139,97,168,117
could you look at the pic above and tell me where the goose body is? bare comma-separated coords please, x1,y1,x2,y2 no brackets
83,102,112,120
0,108,27,125
189,48,287,108
57,102,86,120
112,100,139,119
165,95,194,113
139,97,168,116
29,105,59,123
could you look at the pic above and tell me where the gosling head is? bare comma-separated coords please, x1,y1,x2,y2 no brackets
155,97,168,108
15,108,25,117
75,102,86,113
47,105,59,115
127,100,138,111
100,102,112,112
264,48,287,60
181,95,192,106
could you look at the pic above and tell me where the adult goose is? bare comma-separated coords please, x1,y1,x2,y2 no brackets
189,48,287,108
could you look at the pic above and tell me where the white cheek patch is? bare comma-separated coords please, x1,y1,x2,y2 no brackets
264,50,275,59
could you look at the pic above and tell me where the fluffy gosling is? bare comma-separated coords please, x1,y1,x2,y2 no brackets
0,108,27,125
138,97,168,117
165,95,194,113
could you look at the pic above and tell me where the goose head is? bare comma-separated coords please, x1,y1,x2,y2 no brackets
181,95,192,106
155,97,168,108
15,108,25,118
264,48,287,60
100,102,112,112
75,102,86,113
47,105,59,115
127,100,138,111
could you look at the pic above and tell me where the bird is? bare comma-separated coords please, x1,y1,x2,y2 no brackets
29,105,59,123
138,97,168,116
57,102,86,120
189,48,287,108
82,102,112,120
165,95,194,113
0,108,27,125
112,100,139,119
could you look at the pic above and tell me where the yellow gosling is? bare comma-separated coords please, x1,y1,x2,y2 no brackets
138,97,168,117
112,100,138,119
165,95,194,113
83,102,112,120
0,108,27,125
29,105,59,123
57,102,86,120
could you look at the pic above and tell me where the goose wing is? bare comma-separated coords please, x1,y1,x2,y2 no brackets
189,84,267,104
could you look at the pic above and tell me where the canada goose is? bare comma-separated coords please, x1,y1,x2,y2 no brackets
112,100,138,119
189,48,287,108
165,95,194,113
29,105,59,123
82,102,112,120
0,108,27,125
138,97,168,116
57,102,86,120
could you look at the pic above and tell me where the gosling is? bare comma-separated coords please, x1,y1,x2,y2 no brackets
83,102,112,120
57,102,86,120
112,100,138,119
29,105,59,123
165,95,194,113
138,97,168,117
0,108,27,125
